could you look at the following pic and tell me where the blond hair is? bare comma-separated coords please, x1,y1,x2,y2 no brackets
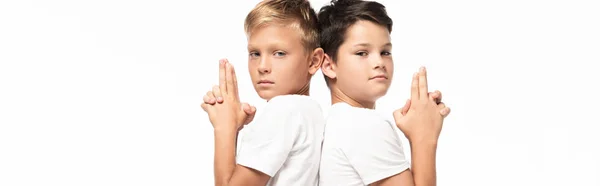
244,0,320,51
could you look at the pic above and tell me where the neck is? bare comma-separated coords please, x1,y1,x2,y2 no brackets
265,82,311,102
295,82,310,96
330,86,376,109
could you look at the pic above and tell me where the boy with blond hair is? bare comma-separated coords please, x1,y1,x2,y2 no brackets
200,0,326,185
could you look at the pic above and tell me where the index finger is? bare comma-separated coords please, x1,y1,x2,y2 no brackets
219,59,227,93
224,60,237,96
230,62,239,99
419,67,429,99
410,72,419,101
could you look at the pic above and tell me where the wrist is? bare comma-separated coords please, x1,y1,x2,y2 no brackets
214,127,238,145
213,123,238,135
408,137,439,147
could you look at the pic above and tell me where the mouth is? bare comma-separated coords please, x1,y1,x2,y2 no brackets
369,75,388,80
257,80,275,84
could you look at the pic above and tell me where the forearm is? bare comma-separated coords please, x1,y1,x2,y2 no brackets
214,125,238,186
409,140,438,186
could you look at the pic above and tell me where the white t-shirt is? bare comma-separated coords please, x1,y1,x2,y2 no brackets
319,102,410,186
236,95,325,186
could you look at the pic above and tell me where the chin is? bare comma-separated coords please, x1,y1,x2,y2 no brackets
371,89,389,99
256,90,276,101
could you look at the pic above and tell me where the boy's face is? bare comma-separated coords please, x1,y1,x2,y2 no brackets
332,20,394,103
247,25,313,101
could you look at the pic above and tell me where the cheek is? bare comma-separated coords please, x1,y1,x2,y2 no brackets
271,62,296,80
247,61,255,71
282,57,308,74
247,63,258,78
340,65,366,83
358,63,372,77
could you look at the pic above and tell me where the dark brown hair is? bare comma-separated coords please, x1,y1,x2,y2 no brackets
317,0,393,62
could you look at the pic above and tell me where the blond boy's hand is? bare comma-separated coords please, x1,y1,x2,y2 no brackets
200,59,255,132
203,88,256,130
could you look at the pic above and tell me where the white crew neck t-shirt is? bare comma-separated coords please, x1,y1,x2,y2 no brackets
236,95,325,186
319,102,410,186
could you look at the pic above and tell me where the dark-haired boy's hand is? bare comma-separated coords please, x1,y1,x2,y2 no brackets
398,90,449,117
393,67,450,144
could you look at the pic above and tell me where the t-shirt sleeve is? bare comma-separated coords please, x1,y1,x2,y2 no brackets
236,97,304,177
341,116,410,185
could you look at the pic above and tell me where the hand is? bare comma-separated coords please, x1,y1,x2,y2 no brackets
203,88,257,128
398,90,451,117
393,67,450,143
200,59,253,132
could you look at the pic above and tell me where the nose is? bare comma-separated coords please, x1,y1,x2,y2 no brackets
372,55,386,70
258,57,271,74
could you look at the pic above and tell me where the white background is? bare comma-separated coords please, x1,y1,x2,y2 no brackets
1,0,599,185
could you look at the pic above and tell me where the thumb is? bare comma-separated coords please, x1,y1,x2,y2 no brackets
440,107,451,118
201,103,209,112
393,107,406,120
393,109,408,130
242,103,256,116
241,103,256,125
401,99,411,115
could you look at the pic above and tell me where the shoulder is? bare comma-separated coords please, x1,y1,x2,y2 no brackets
264,95,322,115
328,103,391,128
247,95,323,131
326,103,398,141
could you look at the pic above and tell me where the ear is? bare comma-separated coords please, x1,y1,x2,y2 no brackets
321,53,337,79
308,48,325,75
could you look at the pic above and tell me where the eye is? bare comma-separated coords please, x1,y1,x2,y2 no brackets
356,51,368,56
249,51,260,58
274,51,286,57
381,51,391,56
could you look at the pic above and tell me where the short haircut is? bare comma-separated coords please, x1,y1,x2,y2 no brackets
318,0,393,62
244,0,320,51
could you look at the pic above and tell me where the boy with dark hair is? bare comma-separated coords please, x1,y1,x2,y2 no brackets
317,0,451,185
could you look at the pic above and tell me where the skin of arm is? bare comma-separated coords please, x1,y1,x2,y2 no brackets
213,126,270,186
203,60,272,186
372,68,450,186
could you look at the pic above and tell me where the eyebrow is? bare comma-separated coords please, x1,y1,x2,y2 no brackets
247,42,288,51
353,43,392,47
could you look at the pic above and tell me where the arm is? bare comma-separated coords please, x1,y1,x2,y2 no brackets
375,67,449,186
409,141,437,186
213,126,271,186
219,97,301,186
204,91,260,185
205,61,303,186
213,126,237,186
213,109,299,186
204,60,272,186
370,141,437,186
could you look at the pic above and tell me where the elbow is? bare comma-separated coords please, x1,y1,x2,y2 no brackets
215,179,230,186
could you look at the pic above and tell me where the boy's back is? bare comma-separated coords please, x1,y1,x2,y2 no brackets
237,95,325,185
201,0,327,185
319,102,409,186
